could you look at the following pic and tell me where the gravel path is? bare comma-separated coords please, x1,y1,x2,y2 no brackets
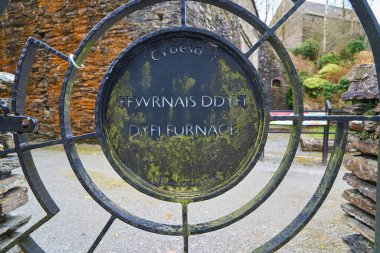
13,133,353,253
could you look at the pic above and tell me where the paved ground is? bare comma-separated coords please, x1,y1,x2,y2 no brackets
14,133,353,253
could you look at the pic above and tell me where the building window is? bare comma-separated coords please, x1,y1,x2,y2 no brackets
272,79,281,88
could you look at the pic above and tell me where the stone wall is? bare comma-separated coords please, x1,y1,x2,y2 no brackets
341,64,379,253
0,1,258,139
0,73,30,252
258,42,288,110
271,0,364,51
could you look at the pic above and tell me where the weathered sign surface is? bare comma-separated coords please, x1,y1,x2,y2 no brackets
97,29,266,201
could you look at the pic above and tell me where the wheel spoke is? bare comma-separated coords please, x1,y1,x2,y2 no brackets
182,203,189,253
0,148,16,156
271,0,305,31
181,0,187,26
245,32,271,57
67,132,98,143
19,139,63,152
88,216,116,253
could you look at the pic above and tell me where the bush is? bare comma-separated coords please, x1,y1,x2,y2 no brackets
292,39,320,61
322,82,336,98
337,76,350,92
318,64,342,77
347,39,365,54
298,70,312,85
320,53,341,67
340,47,354,61
303,76,340,98
303,77,327,90
303,77,329,96
285,87,294,109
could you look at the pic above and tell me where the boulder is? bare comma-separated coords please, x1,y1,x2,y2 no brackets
349,121,364,132
350,121,380,133
300,137,334,152
347,135,378,157
343,156,377,183
342,103,374,115
342,64,379,101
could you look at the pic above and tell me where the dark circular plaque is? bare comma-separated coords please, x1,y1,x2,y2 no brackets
96,28,268,202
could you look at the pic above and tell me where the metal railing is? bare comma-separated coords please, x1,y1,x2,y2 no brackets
268,100,339,165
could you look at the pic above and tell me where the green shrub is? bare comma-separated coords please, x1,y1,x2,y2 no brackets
347,39,365,54
303,77,327,90
320,53,341,67
285,87,294,109
339,47,354,61
337,76,350,92
322,82,336,98
303,77,328,96
318,64,342,77
298,70,312,85
364,109,377,116
292,39,320,61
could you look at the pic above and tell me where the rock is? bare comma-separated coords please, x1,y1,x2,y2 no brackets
0,154,20,173
374,104,380,113
343,173,376,201
0,187,28,215
364,121,380,132
0,73,14,93
342,64,379,101
343,155,377,183
342,234,374,253
6,246,22,253
342,103,374,115
341,203,375,228
342,189,376,216
347,135,379,157
348,120,379,133
0,214,31,238
349,121,364,132
300,137,334,152
0,169,11,180
342,215,375,243
0,175,25,195
0,232,21,252
0,133,13,150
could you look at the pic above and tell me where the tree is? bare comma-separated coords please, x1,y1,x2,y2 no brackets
322,0,329,54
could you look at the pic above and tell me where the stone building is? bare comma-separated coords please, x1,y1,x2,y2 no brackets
258,42,289,110
0,1,259,139
258,0,365,110
271,0,364,50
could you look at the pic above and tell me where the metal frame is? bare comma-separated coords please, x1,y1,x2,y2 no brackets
0,0,378,252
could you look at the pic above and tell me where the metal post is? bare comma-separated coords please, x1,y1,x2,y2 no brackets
322,100,331,165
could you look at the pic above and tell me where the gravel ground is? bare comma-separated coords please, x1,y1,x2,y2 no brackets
12,133,353,253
